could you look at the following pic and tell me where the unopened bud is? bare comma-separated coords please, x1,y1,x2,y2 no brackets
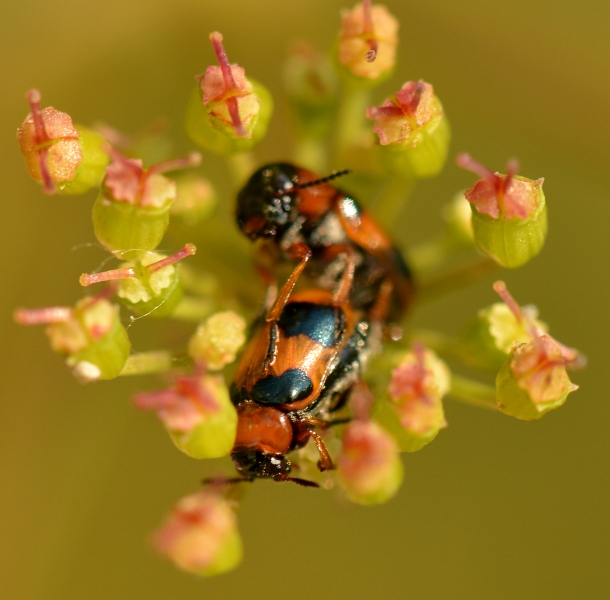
15,297,130,381
337,1,399,82
375,346,449,452
154,491,242,576
134,372,238,459
457,153,547,268
188,311,246,371
337,419,403,505
93,151,201,259
185,32,273,155
367,81,450,178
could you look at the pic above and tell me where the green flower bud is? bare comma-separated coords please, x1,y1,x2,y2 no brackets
375,346,449,452
92,152,201,259
188,311,246,370
171,174,216,225
283,41,338,140
441,192,474,245
337,419,403,505
134,373,238,459
185,32,273,155
336,1,398,85
457,153,547,268
15,297,130,381
154,491,243,577
367,81,450,179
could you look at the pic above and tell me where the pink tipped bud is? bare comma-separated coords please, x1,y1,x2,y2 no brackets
493,282,584,419
103,150,201,209
154,491,243,576
338,2,399,80
134,372,237,459
17,89,82,194
367,81,439,146
457,153,544,220
337,419,403,505
198,32,258,138
388,345,449,436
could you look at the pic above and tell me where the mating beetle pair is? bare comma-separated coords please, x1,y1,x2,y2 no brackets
228,163,414,485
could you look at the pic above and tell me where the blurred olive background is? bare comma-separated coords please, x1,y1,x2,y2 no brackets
1,1,608,598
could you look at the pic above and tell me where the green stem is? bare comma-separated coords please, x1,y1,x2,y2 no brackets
448,374,498,411
119,351,176,376
374,176,415,232
416,254,498,302
171,296,217,321
334,86,371,161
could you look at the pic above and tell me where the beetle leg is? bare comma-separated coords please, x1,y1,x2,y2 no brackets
265,244,312,322
369,277,394,324
324,244,356,307
294,425,335,472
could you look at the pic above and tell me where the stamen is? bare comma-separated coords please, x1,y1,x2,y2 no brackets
493,281,523,323
26,89,55,194
209,32,247,137
456,153,495,182
147,153,202,175
503,157,520,195
80,267,136,287
147,244,197,274
14,306,72,325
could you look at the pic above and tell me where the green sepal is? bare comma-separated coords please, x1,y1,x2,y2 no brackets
185,79,273,156
92,191,171,259
57,126,109,195
380,113,450,180
495,360,571,421
373,398,439,452
471,184,548,268
66,309,131,380
169,378,238,459
194,529,243,577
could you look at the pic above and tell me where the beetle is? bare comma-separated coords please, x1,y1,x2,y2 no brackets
229,252,379,486
236,162,414,324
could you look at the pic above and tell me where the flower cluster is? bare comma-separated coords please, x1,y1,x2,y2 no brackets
15,0,584,577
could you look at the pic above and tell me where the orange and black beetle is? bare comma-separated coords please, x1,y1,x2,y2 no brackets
229,254,378,486
236,163,414,323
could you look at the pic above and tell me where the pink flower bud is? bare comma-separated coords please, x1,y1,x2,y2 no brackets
199,32,259,138
154,491,242,576
134,372,237,459
388,345,449,436
338,1,399,80
337,419,403,505
457,153,543,220
367,81,439,146
17,89,82,194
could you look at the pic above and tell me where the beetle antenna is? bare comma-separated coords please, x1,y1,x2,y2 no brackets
201,475,254,487
274,474,320,488
295,169,352,190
